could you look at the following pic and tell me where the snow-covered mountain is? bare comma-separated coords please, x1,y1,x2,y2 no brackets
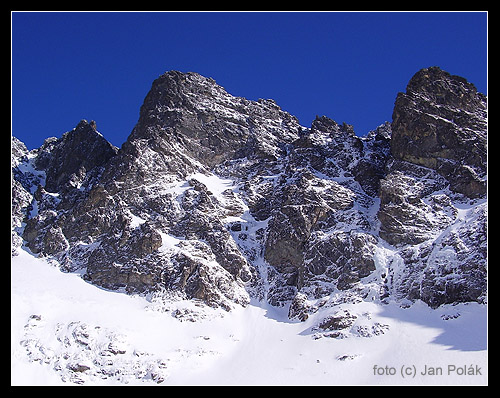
11,67,487,385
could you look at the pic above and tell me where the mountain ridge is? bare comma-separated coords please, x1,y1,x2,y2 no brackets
12,67,487,320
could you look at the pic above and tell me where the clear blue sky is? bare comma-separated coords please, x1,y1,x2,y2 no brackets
12,11,487,150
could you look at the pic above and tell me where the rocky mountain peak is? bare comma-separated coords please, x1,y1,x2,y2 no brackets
12,67,487,317
391,66,487,198
406,66,485,110
35,119,118,193
310,115,355,137
120,70,301,180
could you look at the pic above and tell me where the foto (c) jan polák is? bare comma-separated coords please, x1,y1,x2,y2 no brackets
373,364,483,377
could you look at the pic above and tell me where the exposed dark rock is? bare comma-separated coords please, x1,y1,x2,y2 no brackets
317,310,357,331
12,67,487,313
37,120,118,193
391,66,487,198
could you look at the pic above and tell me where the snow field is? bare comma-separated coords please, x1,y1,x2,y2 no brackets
11,249,487,385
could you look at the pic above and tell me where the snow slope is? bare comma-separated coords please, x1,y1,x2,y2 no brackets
11,248,487,385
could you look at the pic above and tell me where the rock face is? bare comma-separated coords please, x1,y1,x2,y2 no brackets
36,120,118,193
377,67,487,308
391,66,487,198
12,67,487,315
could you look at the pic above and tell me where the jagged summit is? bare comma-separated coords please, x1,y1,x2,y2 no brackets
35,119,118,192
12,67,487,319
405,66,485,108
391,66,487,198
127,69,301,168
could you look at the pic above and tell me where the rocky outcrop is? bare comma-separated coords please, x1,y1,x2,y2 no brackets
20,120,118,255
12,67,487,314
35,119,118,193
391,66,487,198
378,67,487,307
122,71,301,175
260,122,387,306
